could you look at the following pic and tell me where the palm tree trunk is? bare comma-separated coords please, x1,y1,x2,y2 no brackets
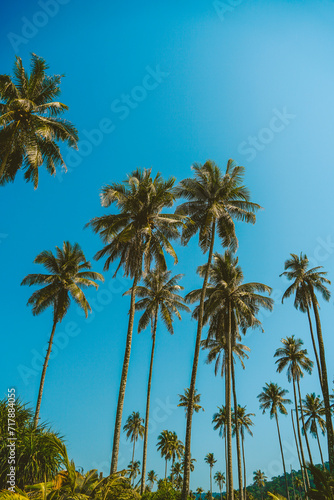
291,409,307,496
315,423,325,470
290,466,297,500
110,273,139,474
226,301,234,500
132,440,136,465
165,458,167,479
34,316,58,429
275,413,290,500
309,287,334,472
241,432,247,500
293,380,310,491
210,467,212,497
225,371,229,499
140,308,158,494
306,305,322,388
231,361,243,500
297,379,313,466
181,221,216,500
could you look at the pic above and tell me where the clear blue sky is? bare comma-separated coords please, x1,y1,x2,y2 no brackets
1,0,334,492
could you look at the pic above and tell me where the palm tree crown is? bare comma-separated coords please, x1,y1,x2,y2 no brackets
258,383,292,418
0,54,78,187
178,388,204,416
274,336,313,382
302,392,326,436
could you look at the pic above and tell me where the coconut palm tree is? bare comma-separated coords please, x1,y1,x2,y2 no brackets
214,471,226,500
234,405,255,500
253,470,267,500
147,470,158,491
212,405,229,496
181,456,196,473
157,430,183,479
87,169,184,474
21,241,103,428
274,336,313,488
171,462,183,490
131,269,189,494
302,393,326,469
204,453,217,498
176,159,261,500
169,432,185,470
178,388,204,416
0,54,78,187
123,411,144,465
127,460,140,487
280,253,334,471
187,251,273,498
196,486,204,499
258,383,292,499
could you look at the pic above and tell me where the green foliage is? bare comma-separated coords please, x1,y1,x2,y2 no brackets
308,463,334,499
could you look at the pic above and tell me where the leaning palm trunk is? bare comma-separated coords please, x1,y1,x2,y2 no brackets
241,431,247,500
309,288,334,472
110,274,139,474
231,361,243,499
293,380,310,491
226,302,234,499
274,412,290,500
140,309,158,494
210,467,212,497
34,316,58,429
297,380,313,466
291,409,307,497
314,423,325,470
306,305,322,387
182,221,216,500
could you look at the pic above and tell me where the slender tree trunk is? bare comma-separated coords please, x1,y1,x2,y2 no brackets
241,432,247,500
306,305,322,388
220,485,222,500
297,380,313,466
140,308,158,494
275,413,290,500
132,440,136,465
110,273,139,474
225,368,229,499
293,380,310,491
226,301,234,499
290,466,297,500
231,361,243,500
210,467,212,497
34,316,58,429
165,458,167,479
315,423,325,470
309,288,334,472
291,409,307,496
181,221,216,500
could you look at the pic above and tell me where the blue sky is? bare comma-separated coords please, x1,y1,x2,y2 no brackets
1,0,334,492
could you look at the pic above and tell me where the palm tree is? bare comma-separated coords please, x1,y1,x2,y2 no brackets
0,54,78,187
274,336,313,488
128,460,140,487
302,393,326,469
123,411,144,465
147,469,158,491
187,251,273,498
176,159,261,500
178,388,204,416
171,462,183,490
169,432,185,470
204,453,217,498
196,486,204,499
132,269,189,494
157,430,183,479
253,470,267,500
21,241,103,428
258,383,292,500
87,169,184,474
212,405,229,496
181,456,196,473
234,405,255,500
280,253,334,471
214,471,226,500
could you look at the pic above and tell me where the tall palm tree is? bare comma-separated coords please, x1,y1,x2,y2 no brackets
274,336,313,488
204,453,217,499
258,382,292,500
214,471,226,500
253,470,267,500
127,460,140,487
178,388,204,416
0,54,78,187
212,405,229,496
169,432,185,470
21,241,103,428
302,393,326,469
187,251,273,498
132,269,189,494
147,470,158,491
176,159,261,500
157,430,183,479
171,462,183,490
123,411,145,465
234,405,255,500
280,253,333,471
87,169,184,474
196,486,204,499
